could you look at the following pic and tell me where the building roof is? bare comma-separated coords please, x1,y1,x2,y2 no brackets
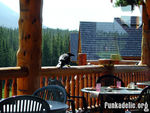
70,33,79,61
70,16,142,61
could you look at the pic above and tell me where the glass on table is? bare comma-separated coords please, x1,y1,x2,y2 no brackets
96,83,101,91
127,82,136,89
117,81,121,88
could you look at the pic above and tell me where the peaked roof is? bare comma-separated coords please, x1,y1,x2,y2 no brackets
70,16,142,61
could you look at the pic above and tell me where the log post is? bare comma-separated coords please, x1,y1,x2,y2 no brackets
99,59,114,75
78,53,86,109
78,53,87,65
141,2,150,66
146,0,150,18
17,0,43,95
141,1,150,80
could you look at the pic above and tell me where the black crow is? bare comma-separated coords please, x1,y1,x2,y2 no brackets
56,53,74,68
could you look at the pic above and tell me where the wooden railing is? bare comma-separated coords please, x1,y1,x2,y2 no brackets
0,67,28,98
40,65,149,110
0,65,149,111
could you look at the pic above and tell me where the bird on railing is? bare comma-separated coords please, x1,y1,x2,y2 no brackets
56,52,74,68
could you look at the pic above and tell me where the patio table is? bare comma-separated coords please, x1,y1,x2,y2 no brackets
136,81,150,86
81,87,142,113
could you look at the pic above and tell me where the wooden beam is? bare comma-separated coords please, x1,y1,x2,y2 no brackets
17,0,43,95
0,67,28,80
41,65,150,77
87,60,140,65
113,65,149,73
41,65,105,76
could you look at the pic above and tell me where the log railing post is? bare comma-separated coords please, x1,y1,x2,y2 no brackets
4,80,9,98
99,59,114,75
78,53,86,109
78,53,87,65
40,77,44,88
12,79,17,96
17,0,43,95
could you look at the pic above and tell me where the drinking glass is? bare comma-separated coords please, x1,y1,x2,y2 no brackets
96,83,101,91
117,81,121,88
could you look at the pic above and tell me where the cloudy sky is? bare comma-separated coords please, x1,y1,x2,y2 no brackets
0,0,141,30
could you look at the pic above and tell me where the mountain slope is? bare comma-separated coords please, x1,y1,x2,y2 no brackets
0,2,19,28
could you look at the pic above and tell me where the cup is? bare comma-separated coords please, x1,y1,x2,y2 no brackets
117,81,121,88
96,83,101,91
130,82,135,89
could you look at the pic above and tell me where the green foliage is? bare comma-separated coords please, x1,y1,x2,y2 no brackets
42,28,70,66
0,27,71,67
115,0,128,6
0,27,18,67
114,0,141,6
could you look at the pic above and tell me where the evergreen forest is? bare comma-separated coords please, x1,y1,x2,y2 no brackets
0,26,74,67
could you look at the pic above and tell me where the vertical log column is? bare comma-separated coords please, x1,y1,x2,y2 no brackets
141,1,150,80
141,1,150,66
17,0,43,95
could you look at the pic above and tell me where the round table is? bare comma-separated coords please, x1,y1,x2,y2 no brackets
136,81,150,86
81,87,143,113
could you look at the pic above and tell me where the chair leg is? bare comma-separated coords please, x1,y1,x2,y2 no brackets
68,99,76,113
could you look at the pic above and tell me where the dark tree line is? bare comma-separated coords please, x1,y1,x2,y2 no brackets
0,26,73,67
42,28,70,66
0,27,18,67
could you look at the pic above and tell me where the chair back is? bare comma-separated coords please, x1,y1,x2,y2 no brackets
33,85,67,103
131,86,150,113
138,86,150,102
48,79,88,113
48,79,70,96
96,74,125,87
48,79,65,89
0,95,50,113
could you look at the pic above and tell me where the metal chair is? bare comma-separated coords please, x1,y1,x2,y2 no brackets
33,85,67,102
0,95,50,113
48,78,88,113
96,74,125,87
33,85,67,113
96,74,125,113
128,85,150,113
